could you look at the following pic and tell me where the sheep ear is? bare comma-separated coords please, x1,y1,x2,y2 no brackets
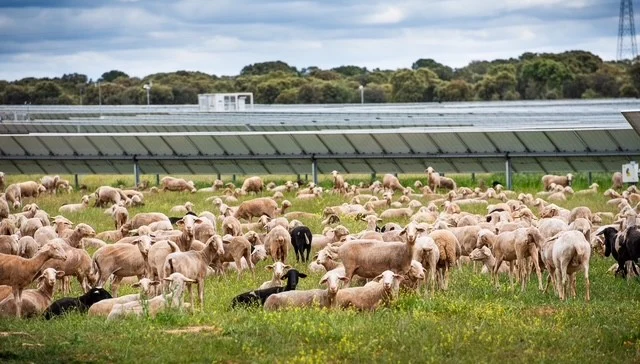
312,253,319,260
319,277,328,285
399,228,407,236
298,273,307,278
132,282,141,288
284,265,291,269
372,274,383,282
266,265,274,270
150,281,160,286
339,276,350,283
194,219,204,225
176,219,185,226
184,277,197,283
163,277,173,282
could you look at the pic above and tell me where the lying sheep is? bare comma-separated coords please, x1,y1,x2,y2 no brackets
43,287,112,319
170,201,195,215
542,173,573,191
264,269,349,310
335,270,403,311
160,176,197,193
129,212,170,229
0,268,64,318
88,278,160,317
59,195,90,214
259,262,291,289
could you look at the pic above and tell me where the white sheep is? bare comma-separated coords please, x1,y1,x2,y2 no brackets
259,262,291,289
58,195,90,214
88,278,160,316
335,270,403,311
552,230,591,301
170,201,195,214
264,269,349,310
160,176,197,193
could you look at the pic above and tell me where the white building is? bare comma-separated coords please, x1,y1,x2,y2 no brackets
198,93,254,112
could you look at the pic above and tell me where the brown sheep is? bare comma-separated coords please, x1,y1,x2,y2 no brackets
265,225,290,262
17,181,46,199
612,172,623,190
234,197,278,221
382,174,404,192
4,183,21,209
429,229,459,290
541,173,573,191
160,176,197,193
241,176,264,194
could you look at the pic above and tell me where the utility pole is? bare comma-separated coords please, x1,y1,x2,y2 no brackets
618,0,638,61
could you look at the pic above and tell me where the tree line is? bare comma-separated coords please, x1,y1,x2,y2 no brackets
2,50,640,105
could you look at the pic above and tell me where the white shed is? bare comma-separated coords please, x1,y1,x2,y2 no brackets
198,93,254,112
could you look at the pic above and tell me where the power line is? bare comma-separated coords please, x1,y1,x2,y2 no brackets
618,0,638,61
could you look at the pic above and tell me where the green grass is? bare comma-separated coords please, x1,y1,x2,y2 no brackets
0,173,639,363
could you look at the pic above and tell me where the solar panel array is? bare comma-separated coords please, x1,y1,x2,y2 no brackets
0,100,639,176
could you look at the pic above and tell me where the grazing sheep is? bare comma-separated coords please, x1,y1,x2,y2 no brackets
264,269,349,310
18,236,39,258
222,215,243,236
265,225,290,262
241,176,264,194
17,181,46,198
234,198,278,221
290,225,312,263
93,186,129,207
58,195,90,214
335,270,403,311
160,176,197,193
0,240,68,318
41,237,96,294
0,234,19,255
259,262,292,289
109,205,129,230
231,269,307,308
551,230,591,301
43,287,112,319
164,235,225,309
106,273,194,320
382,174,404,192
40,175,60,193
5,183,21,209
469,246,510,275
92,236,154,297
0,268,64,318
542,173,573,191
612,172,624,190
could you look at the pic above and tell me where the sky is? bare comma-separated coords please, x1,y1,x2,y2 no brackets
0,0,623,81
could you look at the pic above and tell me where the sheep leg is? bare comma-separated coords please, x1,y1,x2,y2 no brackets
12,287,22,319
584,263,591,302
198,279,204,310
188,283,195,311
111,276,123,298
569,273,577,299
493,257,505,288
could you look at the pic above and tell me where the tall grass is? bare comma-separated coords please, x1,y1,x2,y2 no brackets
0,173,638,363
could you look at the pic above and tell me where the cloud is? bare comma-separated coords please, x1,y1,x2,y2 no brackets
0,0,620,81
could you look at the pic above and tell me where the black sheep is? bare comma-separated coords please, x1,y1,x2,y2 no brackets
43,287,112,319
231,269,307,308
290,226,313,262
598,226,640,278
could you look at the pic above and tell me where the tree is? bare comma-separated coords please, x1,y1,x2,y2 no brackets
31,81,62,104
100,70,129,83
520,58,573,99
437,80,472,101
318,82,351,103
240,61,297,76
390,69,426,102
411,58,453,80
1,84,30,104
331,65,367,77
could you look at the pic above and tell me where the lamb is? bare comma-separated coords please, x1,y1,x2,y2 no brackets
259,262,291,289
290,225,312,262
0,240,67,318
439,176,457,191
413,235,440,294
428,229,459,290
425,167,441,192
58,195,90,214
234,197,278,221
222,215,243,236
109,205,129,230
92,235,154,297
106,273,194,320
17,181,46,198
231,269,307,308
382,174,404,192
241,176,264,194
43,287,112,319
264,269,349,310
163,235,225,309
339,222,422,285
218,235,255,276
169,201,195,215
551,230,591,301
0,268,64,318
335,270,403,311
241,215,270,233
96,224,131,243
64,223,96,248
399,260,426,293
160,176,197,193
264,225,290,262
223,244,268,273
575,183,599,196
87,278,160,316
542,173,573,191
468,246,510,275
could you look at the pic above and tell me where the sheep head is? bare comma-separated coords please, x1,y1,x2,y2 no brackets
320,271,349,295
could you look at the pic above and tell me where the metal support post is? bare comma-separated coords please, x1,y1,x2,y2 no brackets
74,174,79,190
311,158,318,185
588,171,592,185
156,174,160,186
133,158,140,187
505,157,513,190
471,172,476,183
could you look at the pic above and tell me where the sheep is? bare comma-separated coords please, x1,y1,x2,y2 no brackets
569,218,591,243
575,183,599,196
164,235,224,309
41,238,96,294
599,226,640,278
428,229,459,290
542,173,573,191
231,269,307,308
40,175,60,193
234,197,278,221
4,183,21,209
551,230,591,301
264,217,289,232
382,174,404,192
425,167,441,192
264,269,349,310
413,235,439,294
194,217,216,245
312,226,350,250
612,172,624,190
400,260,426,293
330,170,346,194
96,224,131,243
170,201,195,215
265,225,290,262
279,200,292,216
223,244,268,273
160,176,197,193
106,273,194,320
335,270,403,311
0,240,68,318
0,234,19,255
19,217,43,238
469,246,510,275
439,176,457,191
241,176,264,194
0,268,64,318
222,215,243,236
58,195,90,214
538,218,569,240
259,262,292,289
290,225,312,263
128,212,171,229
92,235,154,297
42,287,112,319
0,194,8,220
94,186,129,207
338,222,422,285
218,235,255,276
17,181,46,198
64,223,96,249
488,227,544,291
380,206,415,219
18,236,38,258
87,278,160,317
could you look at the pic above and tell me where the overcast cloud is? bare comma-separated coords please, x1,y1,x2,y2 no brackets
0,0,620,81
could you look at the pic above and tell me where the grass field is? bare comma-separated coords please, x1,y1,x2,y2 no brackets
1,172,639,363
